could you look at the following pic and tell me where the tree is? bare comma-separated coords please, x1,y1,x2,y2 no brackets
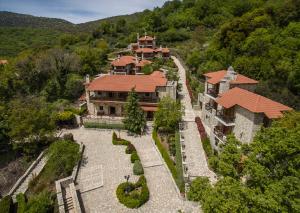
123,88,146,134
46,140,80,177
7,97,55,145
154,96,182,132
64,74,84,100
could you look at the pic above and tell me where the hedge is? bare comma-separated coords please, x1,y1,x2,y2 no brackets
84,122,125,130
174,131,185,193
130,151,140,163
16,193,27,213
0,196,13,213
202,138,213,158
152,130,178,184
116,175,149,208
133,160,144,175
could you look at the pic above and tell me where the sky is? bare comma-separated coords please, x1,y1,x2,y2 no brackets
0,0,168,24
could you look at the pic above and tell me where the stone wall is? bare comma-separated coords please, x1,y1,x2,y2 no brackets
233,106,263,143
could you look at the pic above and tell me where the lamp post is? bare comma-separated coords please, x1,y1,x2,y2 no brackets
124,175,131,195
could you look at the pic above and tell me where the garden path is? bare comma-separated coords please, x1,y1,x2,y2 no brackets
172,56,216,182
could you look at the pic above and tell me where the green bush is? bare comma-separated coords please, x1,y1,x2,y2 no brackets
174,131,185,193
133,160,144,175
125,143,136,154
187,177,211,202
46,140,80,177
202,138,213,158
84,122,125,130
25,191,53,213
116,175,149,208
0,195,13,213
112,133,131,146
16,193,27,213
131,151,140,163
152,130,178,182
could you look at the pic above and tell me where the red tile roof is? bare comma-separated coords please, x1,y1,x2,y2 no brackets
111,56,136,67
135,48,154,53
0,60,8,65
216,87,292,119
139,36,154,41
135,59,152,67
87,71,167,93
204,70,258,85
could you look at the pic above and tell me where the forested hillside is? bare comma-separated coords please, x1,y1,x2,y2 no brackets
0,1,299,211
0,11,76,31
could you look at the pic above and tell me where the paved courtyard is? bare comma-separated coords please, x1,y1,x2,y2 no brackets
66,128,199,213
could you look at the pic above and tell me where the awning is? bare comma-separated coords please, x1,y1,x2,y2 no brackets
141,106,158,112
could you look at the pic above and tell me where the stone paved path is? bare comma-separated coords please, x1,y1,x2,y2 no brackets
172,56,216,182
66,128,199,213
12,155,47,200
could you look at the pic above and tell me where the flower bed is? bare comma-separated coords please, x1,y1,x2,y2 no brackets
195,116,207,140
195,117,213,158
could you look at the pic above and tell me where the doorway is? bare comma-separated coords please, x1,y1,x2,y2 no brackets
109,106,116,115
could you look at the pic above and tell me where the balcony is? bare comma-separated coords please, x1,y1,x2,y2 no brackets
206,88,218,99
213,126,227,143
205,103,213,113
90,95,158,104
215,110,235,126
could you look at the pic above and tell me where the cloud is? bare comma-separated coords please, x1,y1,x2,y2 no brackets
0,0,168,23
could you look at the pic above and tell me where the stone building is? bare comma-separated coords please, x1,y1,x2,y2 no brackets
85,71,177,120
111,55,151,75
130,33,170,59
198,67,292,151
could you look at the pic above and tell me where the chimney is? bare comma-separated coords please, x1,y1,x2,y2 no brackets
135,55,139,64
137,33,139,40
144,31,147,37
117,54,121,61
227,66,237,80
86,74,90,84
160,45,162,50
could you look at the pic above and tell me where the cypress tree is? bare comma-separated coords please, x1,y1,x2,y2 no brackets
123,88,146,134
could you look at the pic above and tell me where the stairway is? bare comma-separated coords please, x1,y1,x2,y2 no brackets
63,187,75,213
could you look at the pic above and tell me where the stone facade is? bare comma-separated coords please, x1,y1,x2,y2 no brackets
198,67,265,151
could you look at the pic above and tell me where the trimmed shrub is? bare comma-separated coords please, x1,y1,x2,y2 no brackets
55,111,76,127
125,143,136,154
174,132,185,193
131,151,140,163
202,138,213,158
0,195,13,213
84,122,125,130
152,130,178,180
16,193,27,213
116,175,149,208
133,160,144,175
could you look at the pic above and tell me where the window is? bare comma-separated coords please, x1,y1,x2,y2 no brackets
99,106,104,111
109,92,113,98
145,93,150,97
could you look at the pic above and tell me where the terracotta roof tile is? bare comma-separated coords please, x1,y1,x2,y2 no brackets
135,59,152,67
216,87,292,119
0,60,8,65
135,48,154,53
87,71,167,93
204,70,258,85
111,56,136,67
139,36,154,41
